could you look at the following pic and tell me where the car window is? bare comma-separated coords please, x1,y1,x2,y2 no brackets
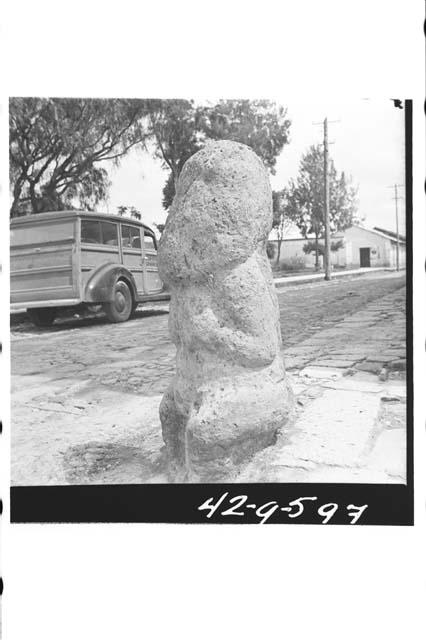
100,222,118,246
144,232,156,251
81,220,101,244
122,224,141,249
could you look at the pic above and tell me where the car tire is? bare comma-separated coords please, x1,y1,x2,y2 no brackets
103,280,133,323
27,307,57,327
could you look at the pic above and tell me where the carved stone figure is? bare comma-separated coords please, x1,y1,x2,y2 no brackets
158,140,293,481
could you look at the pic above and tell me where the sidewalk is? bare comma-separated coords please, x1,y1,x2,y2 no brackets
274,266,398,287
234,287,407,484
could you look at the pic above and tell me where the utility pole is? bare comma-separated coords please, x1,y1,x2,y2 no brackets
387,184,404,271
313,118,339,281
323,118,331,280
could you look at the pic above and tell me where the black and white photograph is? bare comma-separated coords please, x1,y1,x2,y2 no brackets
8,96,412,524
1,2,424,640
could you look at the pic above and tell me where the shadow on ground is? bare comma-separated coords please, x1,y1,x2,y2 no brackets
63,439,168,484
10,306,169,335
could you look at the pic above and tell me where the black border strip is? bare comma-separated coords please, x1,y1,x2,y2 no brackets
10,99,414,526
11,483,413,525
404,100,413,502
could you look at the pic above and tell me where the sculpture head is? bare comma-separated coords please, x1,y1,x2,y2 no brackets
158,140,273,285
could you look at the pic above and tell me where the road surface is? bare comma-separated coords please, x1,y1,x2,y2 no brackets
11,270,407,485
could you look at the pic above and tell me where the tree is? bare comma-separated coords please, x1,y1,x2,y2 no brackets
149,99,291,209
285,144,358,270
303,239,344,256
117,205,142,220
129,206,141,220
266,241,276,260
10,98,292,218
147,100,203,209
154,223,165,235
199,100,290,172
272,188,295,264
9,98,150,217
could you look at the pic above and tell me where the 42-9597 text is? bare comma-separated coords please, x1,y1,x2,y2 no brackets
198,493,368,524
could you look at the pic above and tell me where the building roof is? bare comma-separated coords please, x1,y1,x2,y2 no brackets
373,226,406,242
348,224,406,244
276,224,406,245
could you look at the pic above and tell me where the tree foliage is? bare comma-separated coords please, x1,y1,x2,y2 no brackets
285,144,358,267
303,239,344,256
149,99,291,209
198,100,290,173
154,223,165,235
9,98,150,216
147,100,203,199
272,188,296,264
266,241,276,260
116,205,142,220
286,145,358,237
9,97,292,218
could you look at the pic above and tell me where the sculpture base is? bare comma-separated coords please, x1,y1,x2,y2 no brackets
160,371,294,483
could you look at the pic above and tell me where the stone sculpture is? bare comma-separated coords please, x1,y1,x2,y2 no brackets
158,140,293,481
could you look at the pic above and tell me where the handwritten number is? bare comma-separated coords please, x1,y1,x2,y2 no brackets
199,495,369,524
318,502,339,524
198,492,229,518
221,495,248,517
347,504,368,524
255,501,280,524
287,496,318,518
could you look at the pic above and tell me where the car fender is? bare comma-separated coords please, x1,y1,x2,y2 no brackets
83,263,138,303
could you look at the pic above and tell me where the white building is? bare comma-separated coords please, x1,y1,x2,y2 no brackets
337,225,406,268
269,225,406,270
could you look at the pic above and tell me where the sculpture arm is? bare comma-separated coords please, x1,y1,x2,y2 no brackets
190,306,276,367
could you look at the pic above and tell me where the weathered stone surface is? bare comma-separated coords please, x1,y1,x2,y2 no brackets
315,359,355,368
158,140,293,481
356,360,383,374
363,429,406,479
389,359,407,371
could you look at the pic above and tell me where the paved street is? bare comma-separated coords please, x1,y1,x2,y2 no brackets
11,270,407,485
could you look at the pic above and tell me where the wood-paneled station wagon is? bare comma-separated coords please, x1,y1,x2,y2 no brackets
10,211,167,326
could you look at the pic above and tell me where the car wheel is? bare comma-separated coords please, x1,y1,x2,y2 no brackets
27,307,57,327
103,280,132,323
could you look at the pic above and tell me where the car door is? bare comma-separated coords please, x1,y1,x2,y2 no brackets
142,228,163,293
121,223,144,295
80,218,121,294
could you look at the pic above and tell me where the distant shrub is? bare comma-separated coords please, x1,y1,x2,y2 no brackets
280,256,306,271
303,239,345,255
266,241,276,260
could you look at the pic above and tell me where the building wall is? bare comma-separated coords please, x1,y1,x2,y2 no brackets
271,226,406,270
343,227,405,268
268,236,346,269
387,242,406,268
269,238,321,268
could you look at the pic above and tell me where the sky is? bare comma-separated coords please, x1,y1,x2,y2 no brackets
103,99,406,237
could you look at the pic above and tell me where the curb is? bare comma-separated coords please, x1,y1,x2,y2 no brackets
273,267,401,288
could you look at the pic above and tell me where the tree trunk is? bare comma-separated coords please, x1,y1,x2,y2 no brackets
29,180,39,213
172,162,179,190
10,177,24,217
314,233,320,271
275,239,282,265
